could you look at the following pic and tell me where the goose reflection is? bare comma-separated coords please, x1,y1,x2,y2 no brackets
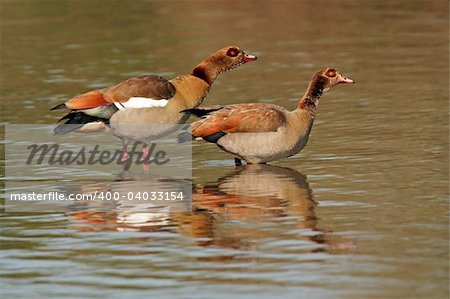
193,164,316,226
176,164,324,250
66,165,352,253
65,173,191,232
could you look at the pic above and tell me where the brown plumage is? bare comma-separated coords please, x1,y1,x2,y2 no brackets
190,103,286,136
180,68,355,164
61,76,176,111
51,46,257,137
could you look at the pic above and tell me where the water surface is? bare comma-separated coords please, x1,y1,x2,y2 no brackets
1,1,448,298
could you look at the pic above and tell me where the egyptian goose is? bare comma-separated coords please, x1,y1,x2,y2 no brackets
51,46,257,161
179,68,354,165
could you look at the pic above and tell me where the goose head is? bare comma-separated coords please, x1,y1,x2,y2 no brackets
317,68,355,92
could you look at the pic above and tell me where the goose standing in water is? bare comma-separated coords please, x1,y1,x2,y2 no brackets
51,46,257,163
179,68,354,165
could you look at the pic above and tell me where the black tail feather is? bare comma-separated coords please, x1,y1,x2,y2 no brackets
54,123,86,135
177,128,226,144
202,131,227,143
181,106,222,118
53,111,108,135
50,103,67,111
177,131,194,143
58,112,73,122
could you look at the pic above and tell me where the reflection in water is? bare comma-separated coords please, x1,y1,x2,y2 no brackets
64,173,191,232
181,165,353,253
66,165,353,254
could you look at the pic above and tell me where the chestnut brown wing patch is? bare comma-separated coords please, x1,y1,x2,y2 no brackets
191,104,287,137
102,75,176,103
65,91,109,110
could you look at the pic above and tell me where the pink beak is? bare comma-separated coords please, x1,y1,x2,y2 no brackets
338,75,355,84
242,53,257,63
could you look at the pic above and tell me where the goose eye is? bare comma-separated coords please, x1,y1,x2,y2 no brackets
325,69,336,77
226,47,239,57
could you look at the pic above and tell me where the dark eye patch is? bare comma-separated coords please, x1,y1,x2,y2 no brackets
226,47,239,57
325,69,336,77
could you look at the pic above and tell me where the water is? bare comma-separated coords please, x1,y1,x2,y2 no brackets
1,0,448,298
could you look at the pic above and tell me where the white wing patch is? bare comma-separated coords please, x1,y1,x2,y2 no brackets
114,97,169,111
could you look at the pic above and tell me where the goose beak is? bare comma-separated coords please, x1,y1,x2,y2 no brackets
338,75,355,84
242,53,257,63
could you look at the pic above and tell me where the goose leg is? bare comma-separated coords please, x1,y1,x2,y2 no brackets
142,143,150,173
121,143,129,163
121,142,132,172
